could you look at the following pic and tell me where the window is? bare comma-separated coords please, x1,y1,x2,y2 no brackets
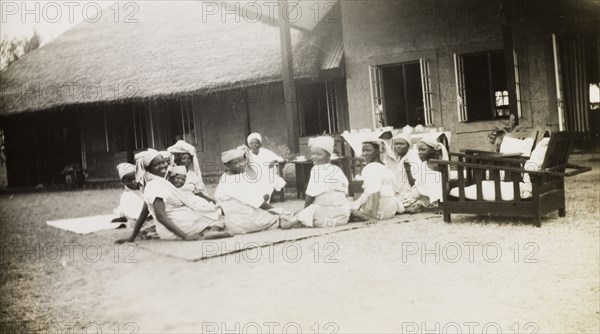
369,59,434,128
454,50,520,122
300,81,341,136
591,83,600,110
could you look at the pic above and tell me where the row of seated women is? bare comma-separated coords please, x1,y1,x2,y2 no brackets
114,132,449,243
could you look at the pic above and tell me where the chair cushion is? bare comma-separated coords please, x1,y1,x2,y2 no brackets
500,137,535,156
522,137,549,183
449,181,532,201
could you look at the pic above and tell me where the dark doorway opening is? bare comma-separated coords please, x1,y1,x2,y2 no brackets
381,62,424,128
3,109,82,187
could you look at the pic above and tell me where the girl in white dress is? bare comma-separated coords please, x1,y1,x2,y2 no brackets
351,138,402,223
296,136,350,228
246,132,286,201
215,148,299,235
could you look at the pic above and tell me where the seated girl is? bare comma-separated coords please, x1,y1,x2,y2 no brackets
411,133,449,210
215,148,299,235
246,132,286,202
168,165,222,214
112,163,144,225
116,149,229,242
296,136,350,228
167,140,216,203
350,139,403,223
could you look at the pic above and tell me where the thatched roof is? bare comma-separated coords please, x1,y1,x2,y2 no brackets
0,1,343,116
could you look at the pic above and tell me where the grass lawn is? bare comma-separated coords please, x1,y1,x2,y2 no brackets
1,159,598,333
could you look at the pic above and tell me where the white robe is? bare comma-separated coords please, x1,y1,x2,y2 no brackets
384,149,419,195
114,187,143,221
412,161,444,203
352,162,399,219
143,178,222,240
215,172,279,235
178,170,206,195
248,148,286,195
296,164,350,228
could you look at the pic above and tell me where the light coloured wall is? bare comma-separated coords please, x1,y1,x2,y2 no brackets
340,0,563,151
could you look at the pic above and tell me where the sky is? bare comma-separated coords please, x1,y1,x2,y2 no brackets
1,1,110,44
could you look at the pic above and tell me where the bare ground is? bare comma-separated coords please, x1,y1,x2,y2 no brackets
1,160,598,333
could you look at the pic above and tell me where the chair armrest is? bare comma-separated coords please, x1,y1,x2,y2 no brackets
460,148,498,155
430,159,566,177
564,163,592,177
449,152,527,165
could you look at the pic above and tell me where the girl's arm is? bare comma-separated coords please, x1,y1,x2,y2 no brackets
115,202,149,244
369,192,381,221
260,201,274,210
196,192,216,204
304,195,315,208
153,198,196,240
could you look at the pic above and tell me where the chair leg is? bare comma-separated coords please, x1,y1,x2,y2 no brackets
534,214,542,228
558,208,566,217
443,212,451,223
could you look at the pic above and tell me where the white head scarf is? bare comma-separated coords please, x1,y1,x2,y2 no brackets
221,148,246,164
159,151,173,165
393,133,412,145
420,133,449,160
362,137,387,162
170,165,187,176
247,132,262,145
167,140,201,176
134,149,162,186
116,163,136,180
308,136,334,155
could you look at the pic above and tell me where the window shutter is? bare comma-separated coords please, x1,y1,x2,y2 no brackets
420,58,434,126
453,53,468,122
369,66,385,128
513,49,522,118
552,33,565,131
325,81,339,133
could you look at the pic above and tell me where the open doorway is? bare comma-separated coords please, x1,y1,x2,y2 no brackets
3,109,82,187
556,33,600,149
381,62,425,127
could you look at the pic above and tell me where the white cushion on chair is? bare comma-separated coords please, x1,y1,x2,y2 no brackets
449,181,532,201
500,137,535,156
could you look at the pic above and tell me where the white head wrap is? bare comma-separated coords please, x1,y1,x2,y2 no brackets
160,151,173,164
221,148,246,164
167,140,201,176
135,149,161,167
308,136,334,155
116,163,135,180
170,165,187,176
362,137,387,162
393,133,412,145
420,133,449,160
134,149,162,186
247,132,262,145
